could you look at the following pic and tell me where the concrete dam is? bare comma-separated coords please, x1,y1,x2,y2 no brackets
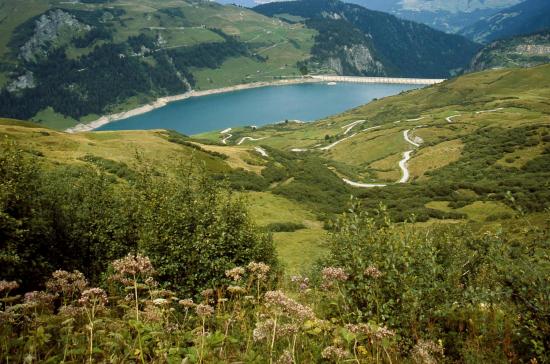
310,75,446,85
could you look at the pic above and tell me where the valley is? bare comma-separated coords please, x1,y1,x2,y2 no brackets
2,64,549,274
0,1,549,362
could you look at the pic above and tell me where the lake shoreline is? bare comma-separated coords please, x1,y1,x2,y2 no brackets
65,78,320,133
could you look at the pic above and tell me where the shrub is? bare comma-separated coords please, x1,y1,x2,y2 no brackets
322,201,550,362
265,222,306,232
0,141,276,295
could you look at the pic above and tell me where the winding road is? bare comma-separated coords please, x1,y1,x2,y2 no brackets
220,128,232,144
342,120,365,135
398,150,413,183
237,136,267,145
254,147,269,157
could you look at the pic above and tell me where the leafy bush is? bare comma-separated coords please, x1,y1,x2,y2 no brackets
265,222,306,232
322,201,550,362
79,154,136,180
0,141,275,295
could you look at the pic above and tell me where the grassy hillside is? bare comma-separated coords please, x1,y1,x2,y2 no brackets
197,64,550,222
2,65,549,273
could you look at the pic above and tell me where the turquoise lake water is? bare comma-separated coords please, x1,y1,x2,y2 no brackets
97,82,420,135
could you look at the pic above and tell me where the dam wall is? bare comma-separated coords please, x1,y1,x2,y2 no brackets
311,75,446,85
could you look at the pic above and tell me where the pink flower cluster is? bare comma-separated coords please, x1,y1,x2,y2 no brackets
78,288,108,306
364,266,382,279
264,290,315,321
321,346,349,360
0,280,19,293
46,270,88,298
225,266,245,281
247,262,270,280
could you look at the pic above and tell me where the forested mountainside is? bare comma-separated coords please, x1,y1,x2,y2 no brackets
221,0,523,34
459,0,550,43
469,30,550,71
0,0,479,128
254,0,480,78
0,0,315,126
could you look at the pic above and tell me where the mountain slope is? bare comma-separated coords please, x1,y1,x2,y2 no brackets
469,30,550,71
2,65,549,269
254,0,481,78
0,0,315,127
220,0,523,33
196,64,550,222
346,0,524,33
460,0,550,43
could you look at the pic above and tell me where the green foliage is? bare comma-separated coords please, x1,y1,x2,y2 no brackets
265,222,306,232
79,154,136,181
164,130,229,160
323,201,550,362
134,166,276,295
0,141,276,295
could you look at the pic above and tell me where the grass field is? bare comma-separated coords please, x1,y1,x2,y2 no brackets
426,200,516,222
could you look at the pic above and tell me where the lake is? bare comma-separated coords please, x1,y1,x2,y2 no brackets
97,82,421,135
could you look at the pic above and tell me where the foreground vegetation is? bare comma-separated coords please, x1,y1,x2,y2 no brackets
1,161,548,362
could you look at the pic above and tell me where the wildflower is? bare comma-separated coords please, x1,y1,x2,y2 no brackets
364,266,382,279
345,323,372,336
225,266,246,281
250,319,298,342
345,323,395,341
247,261,270,280
411,339,444,364
227,285,246,295
152,298,169,306
144,276,159,288
321,346,349,361
290,275,310,292
112,253,155,285
252,319,275,341
372,326,395,341
78,288,108,306
264,290,315,321
24,291,55,309
58,305,83,318
278,323,299,336
0,280,19,293
276,350,294,364
195,303,215,317
200,288,214,298
322,267,348,281
46,270,88,299
244,295,255,301
178,298,194,308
